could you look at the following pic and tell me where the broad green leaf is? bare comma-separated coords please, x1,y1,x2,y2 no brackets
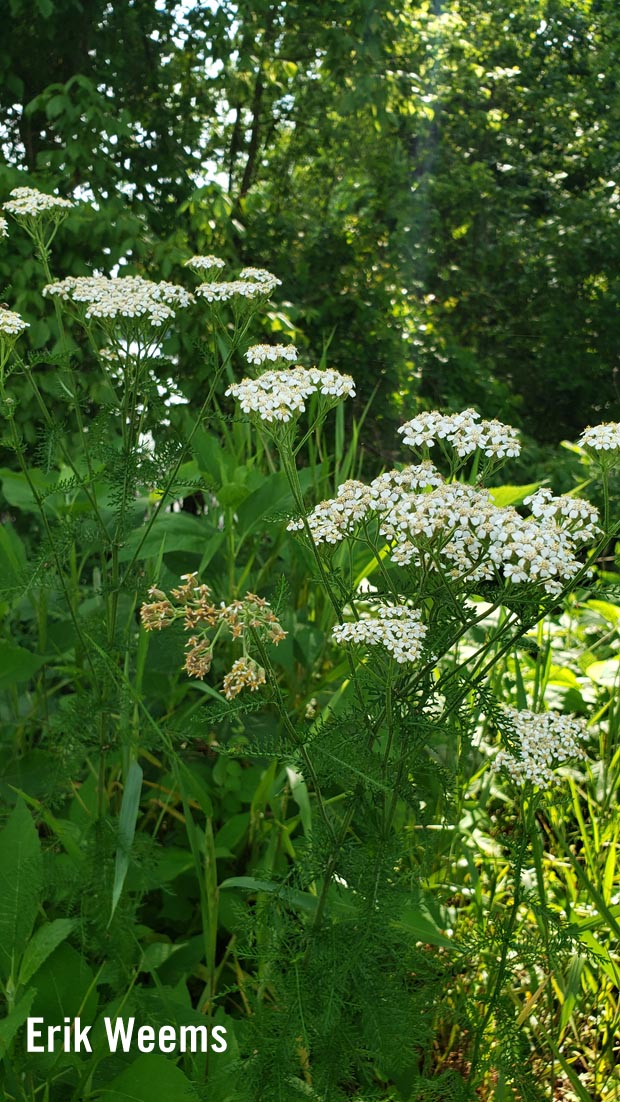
118,514,211,562
31,942,97,1023
18,919,76,987
0,642,48,689
99,1053,200,1101
0,523,27,598
0,988,35,1055
489,483,541,507
391,907,460,951
585,599,620,626
0,801,42,983
586,658,620,688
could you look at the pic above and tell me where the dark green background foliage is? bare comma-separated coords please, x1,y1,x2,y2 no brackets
2,4,620,1102
2,0,620,442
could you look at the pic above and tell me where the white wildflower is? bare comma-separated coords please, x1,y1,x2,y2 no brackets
493,706,587,788
524,489,599,536
288,480,372,542
43,275,194,326
0,307,29,338
184,254,226,272
238,267,281,293
227,366,355,424
0,215,8,238
245,343,298,365
579,422,620,454
289,463,443,544
398,408,520,460
332,605,427,664
197,280,268,303
4,186,74,218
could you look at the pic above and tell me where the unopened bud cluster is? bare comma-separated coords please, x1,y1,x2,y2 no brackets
493,706,587,788
140,574,286,699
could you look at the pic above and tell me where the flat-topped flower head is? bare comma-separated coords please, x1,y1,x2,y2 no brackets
184,255,226,273
579,422,620,469
0,307,29,339
524,489,599,537
43,274,194,329
290,459,594,595
4,186,74,220
579,422,620,451
332,605,427,664
0,306,29,376
227,366,355,425
238,267,281,293
197,280,270,304
288,463,443,544
0,215,8,238
245,343,298,366
493,706,587,789
398,408,520,462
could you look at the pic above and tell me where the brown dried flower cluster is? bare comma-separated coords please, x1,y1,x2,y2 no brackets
140,573,286,699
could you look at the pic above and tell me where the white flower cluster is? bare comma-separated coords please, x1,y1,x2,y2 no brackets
382,483,590,594
0,215,8,238
579,422,620,453
43,275,194,325
0,307,29,338
245,343,298,365
332,605,427,664
493,706,587,788
524,488,599,536
290,460,594,595
197,280,269,303
288,463,442,543
398,408,521,460
226,366,355,423
3,186,74,218
197,266,281,305
239,267,281,293
184,254,226,272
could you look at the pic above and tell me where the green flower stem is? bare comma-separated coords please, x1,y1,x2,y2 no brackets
21,364,108,542
469,792,535,1081
35,240,97,490
120,313,255,584
2,405,99,687
252,634,336,848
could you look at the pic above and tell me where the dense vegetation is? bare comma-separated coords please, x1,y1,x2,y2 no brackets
2,0,620,442
1,3,620,1101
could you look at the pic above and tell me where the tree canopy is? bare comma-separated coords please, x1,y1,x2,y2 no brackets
2,0,620,443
